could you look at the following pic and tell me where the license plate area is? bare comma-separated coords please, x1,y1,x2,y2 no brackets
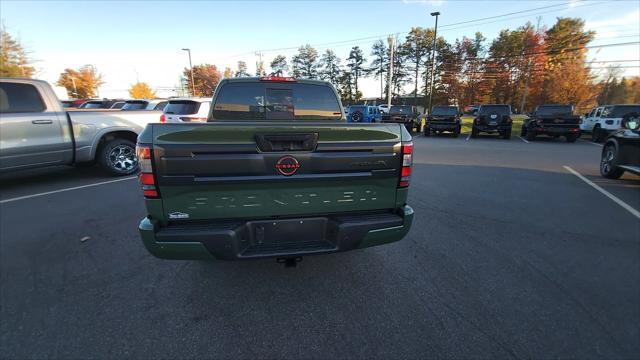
241,217,337,256
249,217,330,244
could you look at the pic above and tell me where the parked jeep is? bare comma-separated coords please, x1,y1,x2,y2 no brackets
381,105,420,132
521,104,581,142
346,105,382,123
583,104,640,142
471,104,512,139
600,112,640,179
424,105,462,137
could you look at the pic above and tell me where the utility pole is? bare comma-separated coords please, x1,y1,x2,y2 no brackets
428,11,440,116
255,52,264,76
387,36,395,109
182,48,195,97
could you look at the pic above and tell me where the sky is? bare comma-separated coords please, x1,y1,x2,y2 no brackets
2,0,639,99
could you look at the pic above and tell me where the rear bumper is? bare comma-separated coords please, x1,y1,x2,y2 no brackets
532,126,581,136
427,122,459,131
139,205,414,260
474,123,511,132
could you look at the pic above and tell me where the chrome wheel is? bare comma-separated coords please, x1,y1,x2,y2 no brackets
108,144,137,172
600,145,615,175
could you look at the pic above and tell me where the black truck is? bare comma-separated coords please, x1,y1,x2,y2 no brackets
471,104,513,139
521,104,582,142
600,112,640,179
424,105,462,137
381,105,420,132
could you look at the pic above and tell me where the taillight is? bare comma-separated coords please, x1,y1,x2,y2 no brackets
259,76,297,82
399,142,413,188
160,114,166,123
136,144,158,198
179,116,207,122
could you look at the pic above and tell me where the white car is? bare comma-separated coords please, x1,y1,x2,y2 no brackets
582,104,640,142
122,99,168,111
378,104,390,114
161,98,211,123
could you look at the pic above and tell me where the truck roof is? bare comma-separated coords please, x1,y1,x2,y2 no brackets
220,77,332,87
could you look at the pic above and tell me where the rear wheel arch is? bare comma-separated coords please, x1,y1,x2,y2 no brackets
93,130,139,160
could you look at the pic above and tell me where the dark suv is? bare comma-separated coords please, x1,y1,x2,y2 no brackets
521,104,581,142
471,104,512,139
382,105,420,132
424,105,462,137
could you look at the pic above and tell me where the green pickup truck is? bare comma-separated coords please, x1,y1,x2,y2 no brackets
137,77,414,261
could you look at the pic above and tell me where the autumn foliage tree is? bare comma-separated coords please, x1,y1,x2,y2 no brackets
183,64,221,97
57,65,104,98
129,82,156,99
1,25,35,78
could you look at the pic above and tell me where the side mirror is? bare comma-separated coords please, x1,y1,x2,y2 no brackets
584,113,589,117
459,112,464,116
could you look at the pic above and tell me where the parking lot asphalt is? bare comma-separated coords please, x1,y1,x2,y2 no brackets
1,134,639,359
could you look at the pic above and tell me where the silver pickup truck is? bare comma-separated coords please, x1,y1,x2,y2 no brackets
0,78,162,175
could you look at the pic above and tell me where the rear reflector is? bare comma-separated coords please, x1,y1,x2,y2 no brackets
259,76,297,82
135,143,159,198
160,114,166,123
399,141,413,188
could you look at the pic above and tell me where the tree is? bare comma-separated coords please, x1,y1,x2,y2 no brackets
128,82,156,99
319,50,341,85
223,67,234,78
338,70,358,103
368,40,388,100
235,61,249,77
0,25,35,78
402,28,431,107
292,44,319,79
183,64,221,97
270,55,289,76
346,46,366,96
57,65,104,98
542,17,596,112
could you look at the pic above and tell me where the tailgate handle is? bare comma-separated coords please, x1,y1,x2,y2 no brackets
255,133,318,152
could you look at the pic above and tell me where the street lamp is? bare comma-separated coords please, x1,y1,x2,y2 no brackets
428,11,440,116
182,48,196,97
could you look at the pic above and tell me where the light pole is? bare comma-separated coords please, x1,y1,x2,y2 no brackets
182,48,195,97
387,36,395,110
428,11,440,116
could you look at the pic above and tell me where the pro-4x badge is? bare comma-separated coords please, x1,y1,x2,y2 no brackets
275,156,300,176
168,212,190,219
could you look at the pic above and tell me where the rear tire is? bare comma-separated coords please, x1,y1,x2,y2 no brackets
98,138,139,176
592,125,604,143
600,143,625,179
566,133,579,143
525,128,536,141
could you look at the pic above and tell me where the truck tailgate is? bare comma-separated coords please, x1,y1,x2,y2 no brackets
149,122,406,220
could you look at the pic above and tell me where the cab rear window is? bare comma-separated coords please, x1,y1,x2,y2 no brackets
165,101,202,115
479,105,510,114
212,82,342,121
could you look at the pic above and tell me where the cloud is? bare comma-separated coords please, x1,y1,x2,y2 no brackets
586,10,640,29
